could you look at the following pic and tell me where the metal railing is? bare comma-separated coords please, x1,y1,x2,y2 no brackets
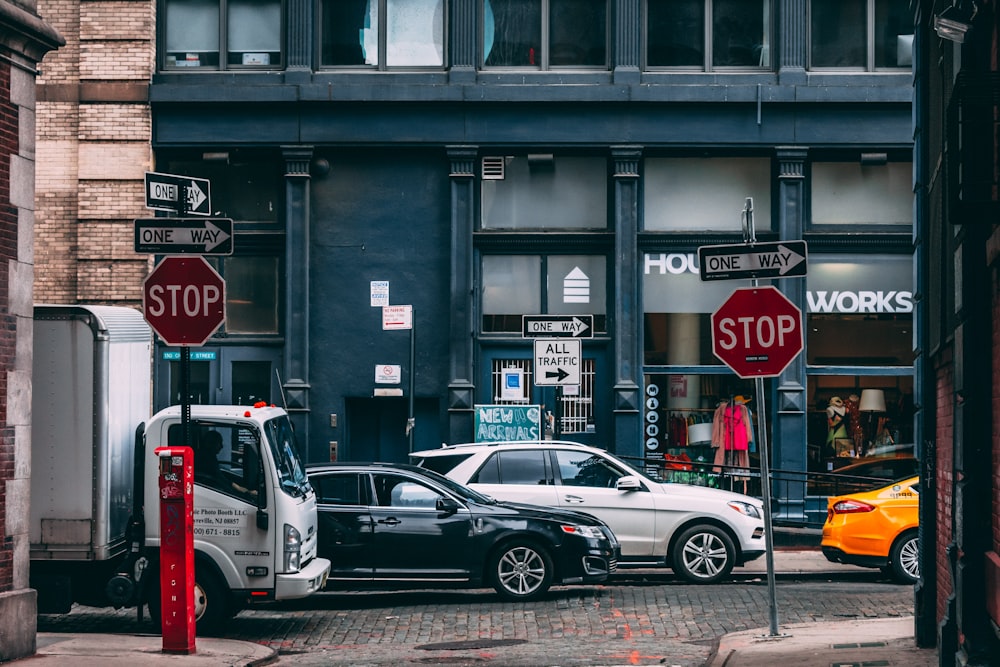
621,456,909,529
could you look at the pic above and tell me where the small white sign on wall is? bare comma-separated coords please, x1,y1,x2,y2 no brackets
375,364,401,384
371,280,389,307
500,368,525,401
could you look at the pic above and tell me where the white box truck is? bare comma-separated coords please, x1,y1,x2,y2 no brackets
29,305,330,632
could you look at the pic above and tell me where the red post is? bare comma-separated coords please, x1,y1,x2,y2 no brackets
155,446,196,654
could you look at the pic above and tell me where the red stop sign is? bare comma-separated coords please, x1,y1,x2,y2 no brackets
143,256,226,346
711,286,802,378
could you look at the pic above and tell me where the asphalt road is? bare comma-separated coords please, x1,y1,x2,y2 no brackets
37,569,917,667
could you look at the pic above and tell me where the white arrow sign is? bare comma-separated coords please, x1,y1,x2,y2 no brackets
134,218,233,254
699,241,808,281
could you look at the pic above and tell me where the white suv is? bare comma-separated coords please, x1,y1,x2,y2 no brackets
412,440,766,584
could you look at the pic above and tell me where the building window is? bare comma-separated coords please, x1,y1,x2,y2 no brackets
643,157,772,231
483,0,608,68
810,161,912,227
646,0,772,70
805,254,914,366
482,254,607,333
809,0,912,70
321,0,445,68
162,0,283,69
481,156,608,229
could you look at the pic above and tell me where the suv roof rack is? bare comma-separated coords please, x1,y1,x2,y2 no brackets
436,439,591,450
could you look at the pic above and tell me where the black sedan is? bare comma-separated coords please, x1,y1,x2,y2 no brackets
306,462,620,601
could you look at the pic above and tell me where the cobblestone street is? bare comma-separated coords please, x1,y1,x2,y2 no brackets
37,571,917,666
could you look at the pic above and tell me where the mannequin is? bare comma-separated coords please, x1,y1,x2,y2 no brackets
826,396,850,457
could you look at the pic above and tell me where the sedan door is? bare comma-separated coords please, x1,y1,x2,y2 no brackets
310,471,376,580
551,449,658,559
368,473,478,580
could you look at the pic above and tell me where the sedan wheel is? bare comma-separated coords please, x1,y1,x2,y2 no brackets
890,530,919,584
672,524,736,584
490,542,553,601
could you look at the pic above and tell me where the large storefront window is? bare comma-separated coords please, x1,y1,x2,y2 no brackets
806,254,913,366
321,0,445,67
643,252,759,365
805,253,914,487
646,0,772,69
811,161,913,227
481,156,608,229
643,158,772,231
482,254,607,333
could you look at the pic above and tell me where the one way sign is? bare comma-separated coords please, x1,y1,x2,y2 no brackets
698,240,808,281
145,171,212,216
134,218,233,255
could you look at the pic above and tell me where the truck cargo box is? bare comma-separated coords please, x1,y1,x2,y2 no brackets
30,305,152,562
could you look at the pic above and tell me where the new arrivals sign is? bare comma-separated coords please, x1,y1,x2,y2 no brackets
474,404,542,443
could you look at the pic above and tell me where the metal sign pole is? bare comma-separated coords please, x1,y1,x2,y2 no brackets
178,183,192,448
407,310,415,453
745,198,781,637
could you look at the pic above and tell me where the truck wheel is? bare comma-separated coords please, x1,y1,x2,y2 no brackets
671,524,736,584
144,570,231,635
193,571,230,635
489,540,553,601
889,530,919,584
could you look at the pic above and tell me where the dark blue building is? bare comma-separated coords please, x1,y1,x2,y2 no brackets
149,0,916,523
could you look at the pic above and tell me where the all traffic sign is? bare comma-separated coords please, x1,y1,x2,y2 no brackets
145,172,212,216
711,286,802,378
134,218,233,255
533,339,581,386
143,256,226,346
699,241,808,281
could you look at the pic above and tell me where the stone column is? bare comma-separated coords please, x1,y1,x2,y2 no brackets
612,146,642,459
281,146,313,445
446,146,478,443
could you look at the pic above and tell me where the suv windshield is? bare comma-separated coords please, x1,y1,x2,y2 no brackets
264,415,310,497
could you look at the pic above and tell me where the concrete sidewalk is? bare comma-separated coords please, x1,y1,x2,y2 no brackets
5,550,936,667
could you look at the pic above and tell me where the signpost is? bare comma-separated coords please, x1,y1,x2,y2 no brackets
522,315,593,338
143,256,226,347
698,240,808,281
145,172,212,216
533,338,581,386
711,286,803,379
134,218,233,255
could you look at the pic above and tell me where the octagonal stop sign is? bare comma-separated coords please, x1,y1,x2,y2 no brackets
711,286,802,378
143,256,226,346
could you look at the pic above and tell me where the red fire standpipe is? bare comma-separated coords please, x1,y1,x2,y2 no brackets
156,446,196,654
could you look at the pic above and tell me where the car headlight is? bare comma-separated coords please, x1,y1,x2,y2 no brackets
727,500,763,519
560,524,606,539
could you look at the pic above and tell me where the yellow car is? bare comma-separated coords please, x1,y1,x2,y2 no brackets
821,476,919,583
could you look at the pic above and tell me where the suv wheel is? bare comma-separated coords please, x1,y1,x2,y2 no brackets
672,524,736,584
489,540,553,601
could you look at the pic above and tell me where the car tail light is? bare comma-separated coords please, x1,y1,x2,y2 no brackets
831,499,877,514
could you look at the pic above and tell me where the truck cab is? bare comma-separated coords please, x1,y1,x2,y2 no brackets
141,403,330,632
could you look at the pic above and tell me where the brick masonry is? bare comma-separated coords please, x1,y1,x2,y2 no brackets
34,0,153,308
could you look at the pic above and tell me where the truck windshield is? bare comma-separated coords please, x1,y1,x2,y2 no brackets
264,416,310,498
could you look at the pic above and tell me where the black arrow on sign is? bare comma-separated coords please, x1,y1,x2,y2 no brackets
545,368,570,382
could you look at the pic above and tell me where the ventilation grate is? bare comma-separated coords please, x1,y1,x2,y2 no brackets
481,156,506,180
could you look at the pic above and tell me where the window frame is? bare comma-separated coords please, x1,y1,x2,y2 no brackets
160,0,286,71
807,0,913,72
481,0,610,70
644,0,774,72
318,0,448,70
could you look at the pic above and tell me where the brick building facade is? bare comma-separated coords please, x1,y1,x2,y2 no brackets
0,0,62,660
914,1,1000,664
33,0,152,306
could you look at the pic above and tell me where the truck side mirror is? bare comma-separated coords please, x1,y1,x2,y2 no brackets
256,509,269,531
